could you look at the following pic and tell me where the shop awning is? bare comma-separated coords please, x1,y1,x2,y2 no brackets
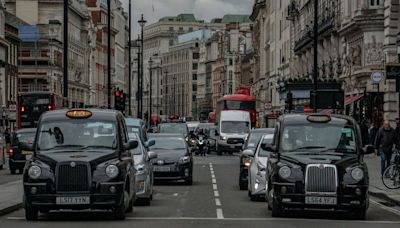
319,109,333,115
345,94,364,106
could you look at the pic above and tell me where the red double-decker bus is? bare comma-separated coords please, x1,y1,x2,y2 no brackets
17,92,63,128
216,88,257,128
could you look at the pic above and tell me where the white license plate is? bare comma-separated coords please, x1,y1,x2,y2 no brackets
230,145,235,149
153,166,171,172
56,196,90,205
305,196,337,205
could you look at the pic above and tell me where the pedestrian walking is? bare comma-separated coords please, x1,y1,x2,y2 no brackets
360,121,369,146
395,118,400,144
368,122,378,145
374,120,397,177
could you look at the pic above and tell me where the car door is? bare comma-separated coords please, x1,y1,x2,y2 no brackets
119,116,135,199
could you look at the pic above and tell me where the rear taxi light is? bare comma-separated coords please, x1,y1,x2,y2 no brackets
8,149,13,156
21,106,25,112
48,105,52,110
66,110,92,118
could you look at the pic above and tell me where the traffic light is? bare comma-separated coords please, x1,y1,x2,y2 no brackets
114,89,125,111
144,111,149,121
119,90,125,111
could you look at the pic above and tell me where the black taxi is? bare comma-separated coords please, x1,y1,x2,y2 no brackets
21,109,138,220
265,114,374,219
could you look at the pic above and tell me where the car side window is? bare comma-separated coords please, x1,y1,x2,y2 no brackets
273,123,280,147
118,117,128,144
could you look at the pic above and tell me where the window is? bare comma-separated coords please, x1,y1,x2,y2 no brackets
370,0,381,6
169,39,174,46
192,84,197,92
192,63,198,70
188,27,193,32
169,27,174,31
229,58,233,65
179,27,183,32
192,74,197,80
229,71,233,80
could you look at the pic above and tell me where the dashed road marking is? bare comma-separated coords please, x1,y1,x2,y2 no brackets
216,208,224,219
215,198,222,206
212,184,218,190
210,163,224,220
214,191,219,197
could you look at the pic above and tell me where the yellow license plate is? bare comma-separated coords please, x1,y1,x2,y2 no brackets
21,150,32,155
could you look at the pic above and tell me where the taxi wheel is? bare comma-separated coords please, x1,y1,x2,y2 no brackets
114,191,128,220
24,201,38,221
271,197,283,217
126,197,134,213
185,177,193,185
10,168,16,175
353,209,366,220
239,180,247,190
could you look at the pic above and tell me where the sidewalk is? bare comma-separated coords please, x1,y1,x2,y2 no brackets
0,180,23,216
365,154,400,205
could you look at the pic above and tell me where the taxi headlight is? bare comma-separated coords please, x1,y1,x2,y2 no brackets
220,136,227,141
105,165,119,178
351,167,364,181
28,166,42,179
179,156,190,164
278,166,291,179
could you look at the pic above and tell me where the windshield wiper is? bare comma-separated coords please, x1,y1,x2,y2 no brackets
320,148,356,153
38,144,85,151
81,145,114,150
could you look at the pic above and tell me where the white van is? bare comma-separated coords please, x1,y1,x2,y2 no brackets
217,110,251,155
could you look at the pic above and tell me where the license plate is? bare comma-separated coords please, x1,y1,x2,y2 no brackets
230,145,235,149
56,196,90,205
25,155,32,160
305,196,337,205
21,150,32,155
153,166,171,172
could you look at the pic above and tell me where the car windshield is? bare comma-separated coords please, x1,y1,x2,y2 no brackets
280,124,357,153
37,120,117,152
247,132,265,148
221,121,249,134
159,124,188,135
15,132,36,145
258,134,274,157
150,137,186,150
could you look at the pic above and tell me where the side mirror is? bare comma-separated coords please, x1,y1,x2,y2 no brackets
19,142,33,151
147,151,158,160
124,140,138,150
363,145,375,154
261,144,275,152
144,139,155,148
242,149,254,157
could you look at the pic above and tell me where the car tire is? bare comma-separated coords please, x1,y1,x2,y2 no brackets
24,199,38,221
216,145,222,156
185,177,193,185
0,164,3,170
10,168,16,175
353,203,367,220
250,194,258,201
239,180,247,190
113,191,127,220
126,197,134,213
141,197,151,206
271,197,283,217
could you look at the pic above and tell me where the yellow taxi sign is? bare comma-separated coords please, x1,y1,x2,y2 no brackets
307,115,331,123
66,110,92,119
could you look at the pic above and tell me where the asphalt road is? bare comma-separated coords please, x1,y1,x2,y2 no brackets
0,160,23,185
1,154,400,228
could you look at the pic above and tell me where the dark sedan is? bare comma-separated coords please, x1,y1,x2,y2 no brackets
8,128,36,174
148,133,193,185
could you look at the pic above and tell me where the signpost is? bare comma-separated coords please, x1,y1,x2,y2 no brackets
370,71,384,84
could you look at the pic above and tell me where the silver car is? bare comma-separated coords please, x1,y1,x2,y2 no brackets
129,133,157,205
243,133,274,201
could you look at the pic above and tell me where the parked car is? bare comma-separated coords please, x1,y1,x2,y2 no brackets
9,128,36,174
128,133,157,205
148,133,193,185
266,114,374,219
239,128,274,190
243,133,274,201
21,109,137,220
217,110,251,155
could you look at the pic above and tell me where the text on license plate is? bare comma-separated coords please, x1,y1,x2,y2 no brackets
56,196,90,205
21,150,32,155
153,166,171,172
305,196,337,205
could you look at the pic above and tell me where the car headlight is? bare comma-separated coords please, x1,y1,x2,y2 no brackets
135,164,145,175
179,156,190,164
243,158,252,167
105,165,119,178
191,139,196,144
185,137,189,142
278,166,291,179
351,167,364,181
28,166,42,179
220,136,227,140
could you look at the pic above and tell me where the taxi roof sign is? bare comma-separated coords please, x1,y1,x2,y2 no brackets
306,114,331,123
66,110,92,119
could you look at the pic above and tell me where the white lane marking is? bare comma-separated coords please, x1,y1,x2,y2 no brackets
213,184,218,190
212,179,216,184
173,193,178,197
6,216,400,223
370,199,400,216
216,208,224,219
211,174,215,178
214,190,220,197
215,198,222,206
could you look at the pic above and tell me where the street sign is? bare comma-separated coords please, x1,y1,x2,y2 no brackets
386,64,400,79
370,71,384,84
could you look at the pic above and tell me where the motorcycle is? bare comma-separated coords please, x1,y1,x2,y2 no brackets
196,135,208,156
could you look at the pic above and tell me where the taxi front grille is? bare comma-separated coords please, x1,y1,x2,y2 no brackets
305,164,337,194
56,163,90,192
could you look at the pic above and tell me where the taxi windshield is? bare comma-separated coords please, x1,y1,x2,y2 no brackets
159,124,188,135
280,124,357,153
247,132,266,148
37,120,118,152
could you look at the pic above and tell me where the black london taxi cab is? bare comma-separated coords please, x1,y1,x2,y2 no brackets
21,109,138,220
265,114,374,219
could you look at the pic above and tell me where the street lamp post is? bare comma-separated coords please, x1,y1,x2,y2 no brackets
134,38,140,118
148,57,154,128
63,0,68,107
107,0,111,109
138,14,146,118
164,69,169,115
173,75,176,115
312,0,318,112
128,0,132,115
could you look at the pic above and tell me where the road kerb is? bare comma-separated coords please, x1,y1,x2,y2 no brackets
369,188,400,206
0,202,22,217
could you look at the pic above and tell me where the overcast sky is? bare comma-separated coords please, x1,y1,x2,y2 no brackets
120,0,253,34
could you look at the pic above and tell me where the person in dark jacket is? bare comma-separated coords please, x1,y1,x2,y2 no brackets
369,122,378,145
395,118,400,145
360,121,369,146
375,120,397,176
